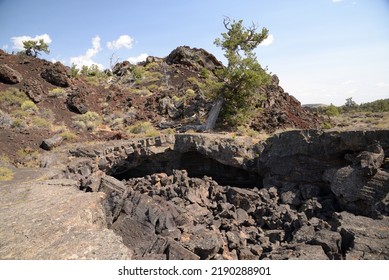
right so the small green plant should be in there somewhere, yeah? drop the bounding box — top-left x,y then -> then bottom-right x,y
31,116 -> 51,128
236,125 -> 259,138
48,87 -> 67,98
131,88 -> 152,96
126,121 -> 159,137
59,130 -> 77,141
185,88 -> 196,98
144,71 -> 163,82
11,109 -> 29,118
84,76 -> 100,86
132,66 -> 145,82
10,117 -> 25,128
16,147 -> 40,168
144,61 -> 159,71
162,128 -> 175,135
172,95 -> 183,103
200,68 -> 210,79
185,129 -> 197,134
70,63 -> 79,77
147,84 -> 159,92
0,154 -> 10,163
187,77 -> 202,87
322,122 -> 332,129
73,111 -> 102,131
0,166 -> 13,181
21,100 -> 38,112
0,88 -> 29,106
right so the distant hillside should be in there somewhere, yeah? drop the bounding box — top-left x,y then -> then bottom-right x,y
302,104 -> 328,109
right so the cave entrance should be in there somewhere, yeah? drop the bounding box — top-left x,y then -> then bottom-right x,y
111,150 -> 262,188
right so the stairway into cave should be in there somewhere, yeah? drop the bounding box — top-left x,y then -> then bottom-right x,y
110,150 -> 262,188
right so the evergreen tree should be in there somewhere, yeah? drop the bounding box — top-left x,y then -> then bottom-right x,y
214,17 -> 271,127
22,39 -> 50,57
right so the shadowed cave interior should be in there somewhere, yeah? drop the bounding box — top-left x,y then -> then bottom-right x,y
110,150 -> 262,188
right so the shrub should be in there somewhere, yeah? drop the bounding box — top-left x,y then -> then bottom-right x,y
11,118 -> 25,128
70,63 -> 79,77
162,128 -> 175,135
147,84 -> 159,92
73,111 -> 102,131
236,125 -> 259,138
132,66 -> 145,82
31,116 -> 51,128
200,68 -> 210,79
0,167 -> 13,181
187,77 -> 202,87
0,154 -> 10,163
325,104 -> 339,120
59,130 -> 76,141
16,147 -> 40,168
126,121 -> 159,137
11,109 -> 29,118
48,87 -> 67,98
84,76 -> 100,86
0,88 -> 29,106
144,62 -> 159,71
144,71 -> 163,82
185,88 -> 196,98
21,100 -> 38,112
322,122 -> 332,129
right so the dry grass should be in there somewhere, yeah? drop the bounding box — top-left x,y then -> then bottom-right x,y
329,112 -> 389,130
126,121 -> 159,137
0,166 -> 13,181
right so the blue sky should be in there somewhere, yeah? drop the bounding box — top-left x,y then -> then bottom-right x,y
1,0 -> 388,105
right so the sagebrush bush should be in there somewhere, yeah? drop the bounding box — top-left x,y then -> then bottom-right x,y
73,111 -> 102,131
48,88 -> 67,98
21,100 -> 38,112
126,121 -> 159,137
59,130 -> 76,141
31,116 -> 51,128
0,167 -> 13,181
0,88 -> 29,106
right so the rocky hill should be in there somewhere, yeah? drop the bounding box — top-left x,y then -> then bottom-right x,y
0,46 -> 321,164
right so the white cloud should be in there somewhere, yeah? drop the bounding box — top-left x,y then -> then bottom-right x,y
332,0 -> 342,2
2,44 -> 9,50
107,35 -> 134,50
376,82 -> 389,88
11,34 -> 52,50
127,53 -> 148,64
260,34 -> 274,46
342,80 -> 355,85
51,58 -> 66,64
70,35 -> 103,69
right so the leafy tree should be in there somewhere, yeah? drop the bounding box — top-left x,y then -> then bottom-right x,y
70,63 -> 79,77
22,39 -> 50,57
359,99 -> 389,112
80,65 -> 89,76
214,17 -> 271,127
325,103 -> 339,120
345,97 -> 357,107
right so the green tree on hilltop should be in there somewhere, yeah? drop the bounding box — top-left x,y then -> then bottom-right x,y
214,17 -> 271,127
22,39 -> 50,57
